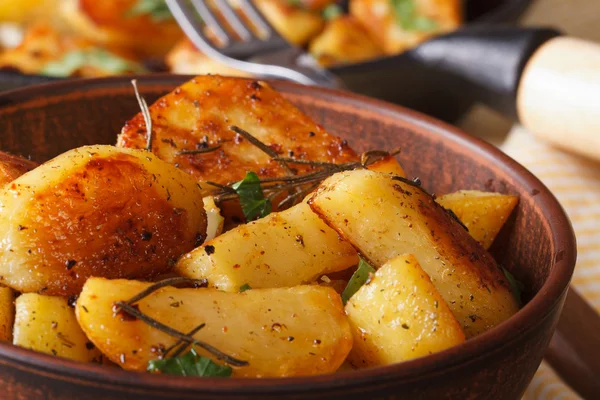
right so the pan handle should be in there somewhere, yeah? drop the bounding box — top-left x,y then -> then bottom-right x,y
409,26 -> 600,161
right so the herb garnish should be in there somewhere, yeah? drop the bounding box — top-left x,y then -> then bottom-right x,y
341,258 -> 376,304
322,4 -> 343,20
148,347 -> 232,377
41,48 -> 146,78
391,0 -> 438,31
502,267 -> 524,307
232,172 -> 273,221
239,283 -> 252,292
127,0 -> 173,22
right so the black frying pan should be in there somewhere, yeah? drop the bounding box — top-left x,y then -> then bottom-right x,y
0,0 -> 535,122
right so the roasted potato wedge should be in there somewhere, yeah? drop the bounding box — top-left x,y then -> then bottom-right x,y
0,151 -> 37,187
13,294 -> 102,362
176,201 -> 358,291
117,76 -> 358,188
254,0 -> 324,46
309,16 -> 384,67
0,145 -> 207,296
0,23 -> 144,77
0,286 -> 14,341
77,278 -> 352,377
350,0 -> 461,54
437,190 -> 519,250
165,39 -> 249,77
346,254 -> 465,367
203,196 -> 225,242
308,170 -> 519,337
60,0 -> 183,57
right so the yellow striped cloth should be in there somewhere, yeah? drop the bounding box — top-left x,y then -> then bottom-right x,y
501,125 -> 600,400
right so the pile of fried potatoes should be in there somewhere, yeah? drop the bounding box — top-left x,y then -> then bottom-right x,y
0,0 -> 461,77
0,76 -> 520,377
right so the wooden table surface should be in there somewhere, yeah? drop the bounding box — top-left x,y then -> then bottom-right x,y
457,0 -> 600,146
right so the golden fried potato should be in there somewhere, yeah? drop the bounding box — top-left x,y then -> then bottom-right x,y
13,294 -> 102,362
165,39 -> 250,77
346,254 -> 465,367
203,196 -> 224,241
77,278 -> 353,377
254,0 -> 324,45
117,76 -> 358,188
309,16 -> 384,67
350,0 -> 461,54
0,145 -> 207,296
0,151 -> 37,187
0,23 -> 144,77
308,170 -> 519,338
60,0 -> 183,57
176,201 -> 358,291
437,190 -> 519,250
0,286 -> 14,341
0,0 -> 56,22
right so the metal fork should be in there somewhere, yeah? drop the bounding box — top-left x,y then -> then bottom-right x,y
165,0 -> 342,88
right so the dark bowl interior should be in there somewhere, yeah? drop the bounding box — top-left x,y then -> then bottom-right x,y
0,75 -> 575,400
0,0 -> 533,122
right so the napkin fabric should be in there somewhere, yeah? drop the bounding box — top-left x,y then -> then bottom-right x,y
501,125 -> 600,400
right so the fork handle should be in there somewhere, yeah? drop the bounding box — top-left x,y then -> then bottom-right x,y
410,26 -> 600,161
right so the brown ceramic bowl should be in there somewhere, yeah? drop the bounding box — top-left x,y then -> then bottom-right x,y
0,75 -> 575,400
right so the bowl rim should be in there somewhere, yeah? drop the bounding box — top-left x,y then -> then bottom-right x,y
0,74 -> 576,396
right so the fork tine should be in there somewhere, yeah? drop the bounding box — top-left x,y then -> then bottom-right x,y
212,0 -> 252,41
235,0 -> 280,39
189,0 -> 232,46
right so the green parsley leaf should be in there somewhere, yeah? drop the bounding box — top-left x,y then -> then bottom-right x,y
127,0 -> 173,22
147,348 -> 232,377
322,4 -> 343,20
390,0 -> 438,31
502,267 -> 524,307
341,258 -> 376,305
239,283 -> 251,292
40,48 -> 147,78
232,171 -> 272,221
285,0 -> 303,8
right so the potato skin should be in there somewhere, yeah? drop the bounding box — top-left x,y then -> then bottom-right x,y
309,170 -> 519,338
13,294 -> 102,362
346,254 -> 465,367
117,76 -> 358,189
0,286 -> 14,341
437,190 -> 519,249
176,201 -> 358,292
76,278 -> 353,377
0,151 -> 37,188
0,145 -> 207,296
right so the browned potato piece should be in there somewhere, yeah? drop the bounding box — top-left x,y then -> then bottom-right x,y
165,39 -> 250,77
308,170 -> 519,338
13,294 -> 102,362
437,190 -> 519,250
0,145 -> 207,296
0,151 -> 37,187
60,0 -> 183,57
176,201 -> 358,291
350,0 -> 461,54
117,76 -> 358,188
346,254 -> 465,367
365,155 -> 405,176
0,286 -> 14,341
0,23 -> 144,77
254,0 -> 324,46
309,16 -> 384,67
77,278 -> 353,377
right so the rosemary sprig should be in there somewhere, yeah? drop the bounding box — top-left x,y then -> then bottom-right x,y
113,278 -> 248,367
230,126 -> 295,176
131,79 -> 153,152
177,145 -> 222,156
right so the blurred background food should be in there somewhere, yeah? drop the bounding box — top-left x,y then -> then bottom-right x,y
0,0 -> 462,78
